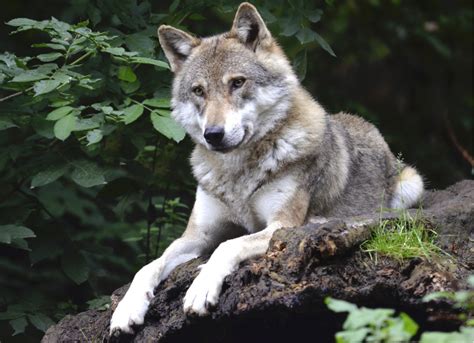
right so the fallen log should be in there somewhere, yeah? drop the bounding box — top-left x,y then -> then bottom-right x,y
42,180 -> 474,342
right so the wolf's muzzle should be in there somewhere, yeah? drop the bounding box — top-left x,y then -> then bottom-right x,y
204,126 -> 225,146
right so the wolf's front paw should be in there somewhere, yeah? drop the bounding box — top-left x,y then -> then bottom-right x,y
183,263 -> 227,316
109,290 -> 152,336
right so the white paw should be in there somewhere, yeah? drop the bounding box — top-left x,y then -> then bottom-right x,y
183,263 -> 228,316
109,289 -> 153,336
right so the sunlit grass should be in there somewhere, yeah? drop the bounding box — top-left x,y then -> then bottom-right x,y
361,210 -> 445,262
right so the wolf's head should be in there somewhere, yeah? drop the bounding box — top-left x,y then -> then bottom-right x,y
158,2 -> 298,152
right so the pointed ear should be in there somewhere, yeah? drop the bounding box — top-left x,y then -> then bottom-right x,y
158,25 -> 200,72
231,2 -> 272,51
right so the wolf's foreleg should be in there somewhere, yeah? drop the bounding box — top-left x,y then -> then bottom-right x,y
110,187 -> 232,335
110,237 -> 204,335
183,185 -> 310,315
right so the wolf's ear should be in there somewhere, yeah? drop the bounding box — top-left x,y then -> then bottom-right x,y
231,2 -> 272,51
158,25 -> 200,72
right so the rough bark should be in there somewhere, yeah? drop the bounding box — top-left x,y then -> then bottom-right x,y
42,180 -> 474,343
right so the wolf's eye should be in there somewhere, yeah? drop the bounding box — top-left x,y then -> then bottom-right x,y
192,86 -> 204,97
231,78 -> 246,89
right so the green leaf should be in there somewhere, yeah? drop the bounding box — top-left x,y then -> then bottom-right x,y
306,9 -> 323,23
169,0 -> 180,12
400,312 -> 419,336
100,106 -> 113,114
120,79 -> 141,94
61,249 -> 89,284
0,118 -> 18,130
0,310 -> 23,321
280,19 -> 300,37
469,275 -> 474,287
293,49 -> 307,81
74,116 -> 102,131
325,297 -> 358,313
117,66 -> 137,82
188,13 -> 206,21
9,317 -> 27,336
70,159 -> 105,187
11,70 -> 48,82
131,56 -> 169,69
12,238 -> 30,251
420,328 -> 474,343
143,98 -> 170,108
125,32 -> 156,57
32,117 -> 55,138
31,163 -> 68,188
37,52 -> 63,62
314,32 -> 337,57
86,295 -> 111,311
32,43 -> 66,51
335,328 -> 369,343
86,129 -> 103,146
103,47 -> 125,56
0,225 -> 35,245
46,106 -> 74,121
33,79 -> 62,96
150,111 -> 186,143
123,104 -> 144,124
423,291 -> 455,302
296,27 -> 317,44
53,113 -> 76,140
6,18 -> 38,27
27,313 -> 54,333
344,308 -> 394,330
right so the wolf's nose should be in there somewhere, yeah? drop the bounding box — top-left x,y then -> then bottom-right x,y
204,126 -> 225,146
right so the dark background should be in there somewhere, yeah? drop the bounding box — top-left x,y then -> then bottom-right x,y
0,0 -> 471,341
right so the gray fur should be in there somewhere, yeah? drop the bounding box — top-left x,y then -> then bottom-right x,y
110,3 -> 423,335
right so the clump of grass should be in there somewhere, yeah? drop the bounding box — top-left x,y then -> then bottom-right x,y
361,211 -> 444,262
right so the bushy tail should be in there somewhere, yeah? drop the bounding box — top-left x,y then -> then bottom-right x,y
390,166 -> 424,209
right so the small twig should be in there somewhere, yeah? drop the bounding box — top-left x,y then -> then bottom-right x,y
69,50 -> 94,66
145,137 -> 160,263
145,196 -> 153,264
17,188 -> 57,221
130,98 -> 154,113
0,86 -> 34,103
154,185 -> 170,259
443,113 -> 474,169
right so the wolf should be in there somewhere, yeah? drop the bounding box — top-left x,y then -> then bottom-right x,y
110,2 -> 424,335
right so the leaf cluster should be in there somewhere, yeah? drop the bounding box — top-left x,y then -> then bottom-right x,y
0,1 -> 334,340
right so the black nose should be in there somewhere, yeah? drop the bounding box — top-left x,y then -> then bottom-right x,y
204,126 -> 225,146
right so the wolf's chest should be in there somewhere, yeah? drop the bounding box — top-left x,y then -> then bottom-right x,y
195,162 -> 299,233
199,168 -> 267,231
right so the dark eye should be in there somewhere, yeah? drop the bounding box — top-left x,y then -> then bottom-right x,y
192,86 -> 204,97
231,77 -> 246,89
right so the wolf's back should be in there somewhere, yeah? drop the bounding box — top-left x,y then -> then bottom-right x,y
313,112 -> 422,217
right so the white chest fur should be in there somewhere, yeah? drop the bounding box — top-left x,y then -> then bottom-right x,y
194,161 -> 298,233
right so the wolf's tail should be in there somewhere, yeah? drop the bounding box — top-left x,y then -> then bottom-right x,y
390,166 -> 424,209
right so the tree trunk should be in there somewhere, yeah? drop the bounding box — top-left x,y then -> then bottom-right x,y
42,180 -> 474,343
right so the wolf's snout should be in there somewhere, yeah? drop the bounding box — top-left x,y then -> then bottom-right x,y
204,126 -> 225,146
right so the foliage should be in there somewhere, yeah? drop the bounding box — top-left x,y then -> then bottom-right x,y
360,210 -> 444,262
0,0 -> 471,341
419,275 -> 474,342
0,1 -> 334,340
326,275 -> 474,343
325,297 -> 419,342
